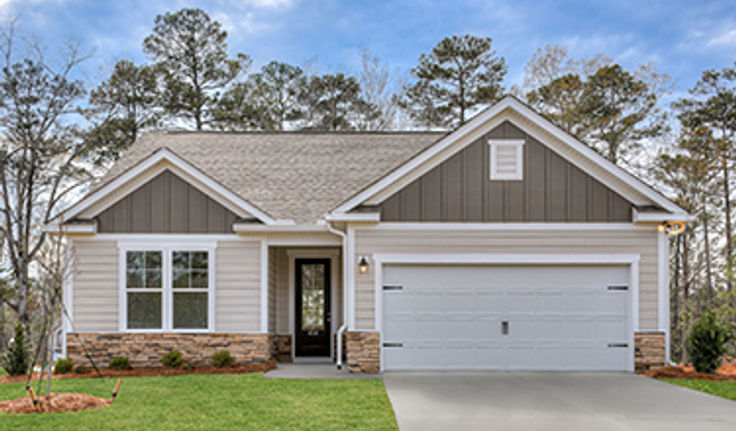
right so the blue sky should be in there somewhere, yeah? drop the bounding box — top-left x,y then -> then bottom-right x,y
4,0 -> 736,96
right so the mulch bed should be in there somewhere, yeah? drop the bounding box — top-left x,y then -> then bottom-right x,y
0,392 -> 115,414
0,360 -> 277,384
645,358 -> 736,382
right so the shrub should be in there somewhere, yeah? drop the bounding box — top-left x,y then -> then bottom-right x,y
687,311 -> 732,374
109,356 -> 131,370
53,358 -> 74,374
211,350 -> 234,368
161,350 -> 184,368
74,365 -> 90,374
1,323 -> 30,376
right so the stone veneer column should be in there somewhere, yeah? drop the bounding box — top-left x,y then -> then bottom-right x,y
634,331 -> 666,372
346,331 -> 380,373
273,334 -> 292,362
67,333 -> 273,367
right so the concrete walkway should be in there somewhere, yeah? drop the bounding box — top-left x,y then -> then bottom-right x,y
383,372 -> 736,431
262,363 -> 378,379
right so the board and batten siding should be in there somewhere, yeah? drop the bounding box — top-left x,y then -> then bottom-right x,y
71,239 -> 119,332
380,121 -> 632,223
353,228 -> 660,331
69,238 -> 263,333
96,170 -> 239,234
215,240 -> 261,332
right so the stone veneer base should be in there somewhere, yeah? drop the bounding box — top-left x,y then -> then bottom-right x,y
67,333 -> 272,368
634,331 -> 666,372
346,331 -> 379,374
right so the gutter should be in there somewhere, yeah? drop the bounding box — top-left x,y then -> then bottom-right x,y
325,221 -> 348,370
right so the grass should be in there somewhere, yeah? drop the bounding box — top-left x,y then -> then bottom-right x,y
0,373 -> 398,430
662,378 -> 736,402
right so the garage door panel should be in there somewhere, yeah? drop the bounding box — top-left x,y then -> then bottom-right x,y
382,264 -> 631,371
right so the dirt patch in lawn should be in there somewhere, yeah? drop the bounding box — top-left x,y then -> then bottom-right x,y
0,360 -> 276,384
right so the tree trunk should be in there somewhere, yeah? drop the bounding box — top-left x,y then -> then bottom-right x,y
704,216 -> 714,307
723,155 -> 733,292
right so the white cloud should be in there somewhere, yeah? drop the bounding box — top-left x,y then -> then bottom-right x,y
707,28 -> 736,47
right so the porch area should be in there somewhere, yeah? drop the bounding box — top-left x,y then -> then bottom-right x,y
266,246 -> 345,364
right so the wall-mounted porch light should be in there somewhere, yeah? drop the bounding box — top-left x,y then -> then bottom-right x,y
358,256 -> 369,274
658,221 -> 686,236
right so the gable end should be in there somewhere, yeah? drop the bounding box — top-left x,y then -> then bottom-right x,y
95,170 -> 240,233
380,121 -> 632,222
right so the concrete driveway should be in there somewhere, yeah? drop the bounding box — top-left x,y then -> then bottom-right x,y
383,372 -> 736,431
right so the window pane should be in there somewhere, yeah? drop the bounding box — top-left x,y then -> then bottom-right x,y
191,252 -> 208,269
172,251 -> 209,289
173,292 -> 208,329
301,263 -> 325,331
126,269 -> 143,289
127,292 -> 161,329
126,251 -> 161,289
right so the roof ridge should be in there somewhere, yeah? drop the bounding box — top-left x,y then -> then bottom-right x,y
159,130 -> 447,135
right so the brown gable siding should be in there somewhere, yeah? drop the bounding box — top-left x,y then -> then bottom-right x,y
96,170 -> 238,233
380,121 -> 632,222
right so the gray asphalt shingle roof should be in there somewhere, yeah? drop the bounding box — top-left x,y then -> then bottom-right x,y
94,131 -> 445,223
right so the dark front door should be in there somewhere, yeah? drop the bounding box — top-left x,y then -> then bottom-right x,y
295,258 -> 331,357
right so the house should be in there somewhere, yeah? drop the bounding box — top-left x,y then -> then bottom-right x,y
50,96 -> 689,373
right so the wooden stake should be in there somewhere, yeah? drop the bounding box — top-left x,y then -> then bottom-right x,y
110,379 -> 122,403
27,386 -> 41,413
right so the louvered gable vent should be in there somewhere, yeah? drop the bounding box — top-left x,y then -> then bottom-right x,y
489,139 -> 524,180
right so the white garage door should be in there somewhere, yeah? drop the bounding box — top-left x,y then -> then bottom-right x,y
382,265 -> 631,371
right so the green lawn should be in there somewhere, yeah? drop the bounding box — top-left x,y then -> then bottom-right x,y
662,378 -> 736,402
0,373 -> 398,430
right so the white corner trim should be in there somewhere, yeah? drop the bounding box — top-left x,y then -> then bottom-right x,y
55,148 -> 275,225
346,225 -> 356,330
372,252 -> 640,373
260,240 -> 269,333
324,212 -> 381,222
657,230 -> 671,363
489,139 -> 524,181
333,96 -> 687,216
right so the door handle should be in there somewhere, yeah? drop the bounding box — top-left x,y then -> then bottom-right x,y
501,320 -> 509,335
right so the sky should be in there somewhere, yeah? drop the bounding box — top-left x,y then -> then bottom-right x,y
3,0 -> 736,98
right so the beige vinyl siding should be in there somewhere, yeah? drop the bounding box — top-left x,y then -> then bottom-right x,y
354,228 -> 660,330
71,239 -> 119,332
215,240 -> 261,332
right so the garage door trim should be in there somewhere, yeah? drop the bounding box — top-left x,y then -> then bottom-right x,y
373,253 -> 641,372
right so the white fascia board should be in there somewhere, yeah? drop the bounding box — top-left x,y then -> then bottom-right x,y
324,212 -> 380,222
233,223 -> 329,233
53,148 -> 276,225
333,96 -> 687,217
44,221 -> 97,235
632,209 -> 693,222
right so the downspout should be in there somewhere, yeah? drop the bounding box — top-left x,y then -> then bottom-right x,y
326,221 -> 348,370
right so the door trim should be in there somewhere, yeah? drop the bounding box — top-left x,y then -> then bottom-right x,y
287,249 -> 340,360
373,253 -> 640,372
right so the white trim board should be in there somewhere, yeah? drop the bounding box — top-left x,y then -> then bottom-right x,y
372,252 -> 640,373
332,96 -> 688,218
54,148 -> 275,225
355,222 -> 655,231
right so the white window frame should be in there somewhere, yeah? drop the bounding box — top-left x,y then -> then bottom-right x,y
119,241 -> 216,333
489,139 -> 524,181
